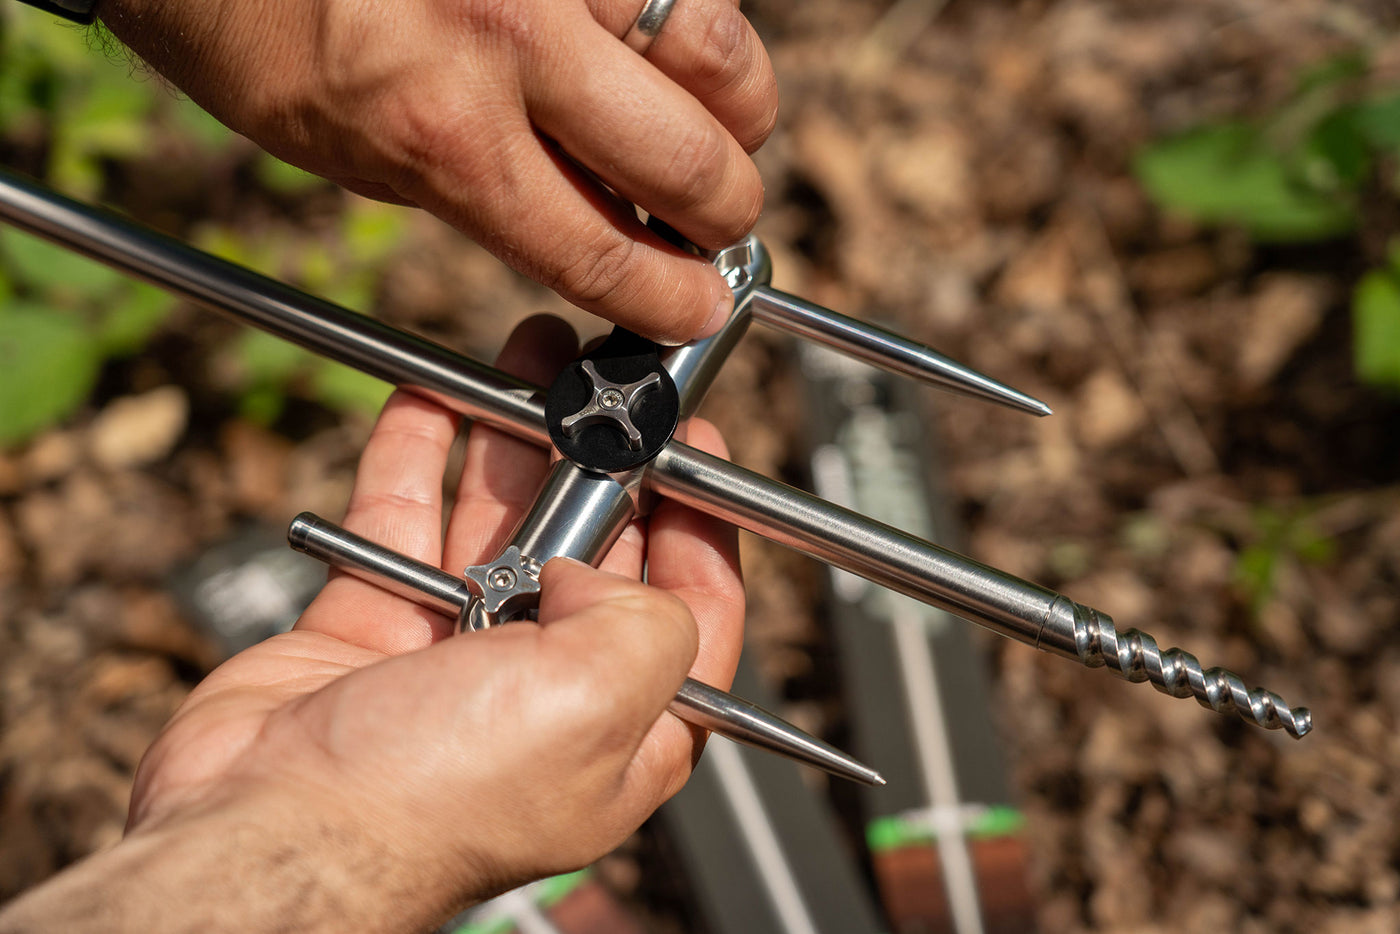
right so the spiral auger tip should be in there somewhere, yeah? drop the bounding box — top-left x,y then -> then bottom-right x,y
1070,602 -> 1312,739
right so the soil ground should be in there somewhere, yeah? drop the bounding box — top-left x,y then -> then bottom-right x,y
3,1 -> 1400,931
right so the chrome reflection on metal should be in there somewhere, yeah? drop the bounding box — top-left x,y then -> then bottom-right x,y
285,513 -> 885,785
748,286 -> 1052,417
623,0 -> 678,53
648,443 -> 1313,738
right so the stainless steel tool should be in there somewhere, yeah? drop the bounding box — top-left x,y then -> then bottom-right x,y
286,511 -> 884,784
0,169 -> 1312,782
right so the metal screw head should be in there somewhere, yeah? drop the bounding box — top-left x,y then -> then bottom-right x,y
599,388 -> 626,409
488,567 -> 517,591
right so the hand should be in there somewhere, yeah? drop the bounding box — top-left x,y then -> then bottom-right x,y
0,315 -> 744,932
98,0 -> 778,344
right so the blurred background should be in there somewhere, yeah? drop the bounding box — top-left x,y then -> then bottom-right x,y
2,0 -> 1399,931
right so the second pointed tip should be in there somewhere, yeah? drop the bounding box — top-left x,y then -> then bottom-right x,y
1025,398 -> 1054,418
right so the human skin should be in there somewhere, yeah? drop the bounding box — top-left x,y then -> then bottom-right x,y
96,0 -> 779,344
0,315 -> 746,931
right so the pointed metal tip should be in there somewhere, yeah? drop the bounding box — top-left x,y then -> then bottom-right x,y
749,287 -> 1052,418
871,772 -> 888,787
919,364 -> 1053,418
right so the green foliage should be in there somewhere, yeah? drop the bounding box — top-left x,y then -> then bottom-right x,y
0,227 -> 175,446
1136,123 -> 1357,241
1353,252 -> 1400,388
0,303 -> 102,446
199,200 -> 406,424
1135,53 -> 1400,392
0,6 -> 408,441
1233,505 -> 1335,613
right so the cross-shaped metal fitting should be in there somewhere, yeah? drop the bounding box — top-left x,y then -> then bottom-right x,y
462,544 -> 542,630
558,360 -> 661,451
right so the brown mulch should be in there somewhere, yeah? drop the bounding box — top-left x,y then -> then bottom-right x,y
4,1 -> 1400,932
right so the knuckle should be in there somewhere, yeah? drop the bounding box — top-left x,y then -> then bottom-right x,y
663,121 -> 731,214
461,0 -> 533,46
741,73 -> 780,152
689,12 -> 751,94
548,234 -> 638,308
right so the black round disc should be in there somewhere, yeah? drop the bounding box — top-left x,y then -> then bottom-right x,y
545,330 -> 680,473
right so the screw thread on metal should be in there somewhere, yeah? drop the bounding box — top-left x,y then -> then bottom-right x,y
1068,600 -> 1312,738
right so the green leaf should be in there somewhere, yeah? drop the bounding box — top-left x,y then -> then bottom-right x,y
0,226 -> 124,297
236,329 -> 310,385
1135,123 -> 1359,241
1233,543 -> 1278,611
254,154 -> 324,195
1297,106 -> 1372,192
0,305 -> 102,447
1352,93 -> 1400,150
1353,267 -> 1400,390
344,203 -> 406,265
238,385 -> 286,426
310,362 -> 392,418
98,282 -> 174,354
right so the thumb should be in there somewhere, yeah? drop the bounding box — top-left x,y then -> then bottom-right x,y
534,558 -> 699,723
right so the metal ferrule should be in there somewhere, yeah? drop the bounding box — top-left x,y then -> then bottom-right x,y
508,461 -> 639,566
659,238 -> 770,419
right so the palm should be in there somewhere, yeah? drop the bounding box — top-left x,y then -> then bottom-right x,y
123,317 -> 744,904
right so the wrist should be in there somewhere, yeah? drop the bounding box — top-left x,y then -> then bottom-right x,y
0,785 -> 460,934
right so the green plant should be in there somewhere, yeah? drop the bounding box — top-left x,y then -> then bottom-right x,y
1135,53 -> 1400,392
0,6 -> 406,442
0,226 -> 175,446
1232,504 -> 1335,614
195,199 -> 407,425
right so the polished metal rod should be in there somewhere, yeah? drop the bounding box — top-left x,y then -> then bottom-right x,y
287,513 -> 886,784
0,168 -> 549,445
648,444 -> 1312,738
288,511 -> 471,617
750,285 -> 1052,417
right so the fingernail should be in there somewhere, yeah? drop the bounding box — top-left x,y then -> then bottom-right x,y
549,556 -> 592,569
695,290 -> 734,341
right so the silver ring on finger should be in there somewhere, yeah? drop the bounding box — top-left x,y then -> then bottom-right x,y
623,0 -> 678,55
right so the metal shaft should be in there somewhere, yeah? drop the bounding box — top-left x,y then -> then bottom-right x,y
288,513 -> 885,785
749,286 -> 1052,417
648,445 -> 1312,738
0,169 -> 1310,737
0,168 -> 550,446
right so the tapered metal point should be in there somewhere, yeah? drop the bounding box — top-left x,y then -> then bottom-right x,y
750,286 -> 1052,417
675,680 -> 886,786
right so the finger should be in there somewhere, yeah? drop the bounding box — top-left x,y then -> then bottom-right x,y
407,113 -> 733,344
523,16 -> 765,250
623,419 -> 744,801
534,558 -> 699,736
644,419 -> 744,690
591,0 -> 778,153
443,314 -> 579,574
295,391 -> 459,652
